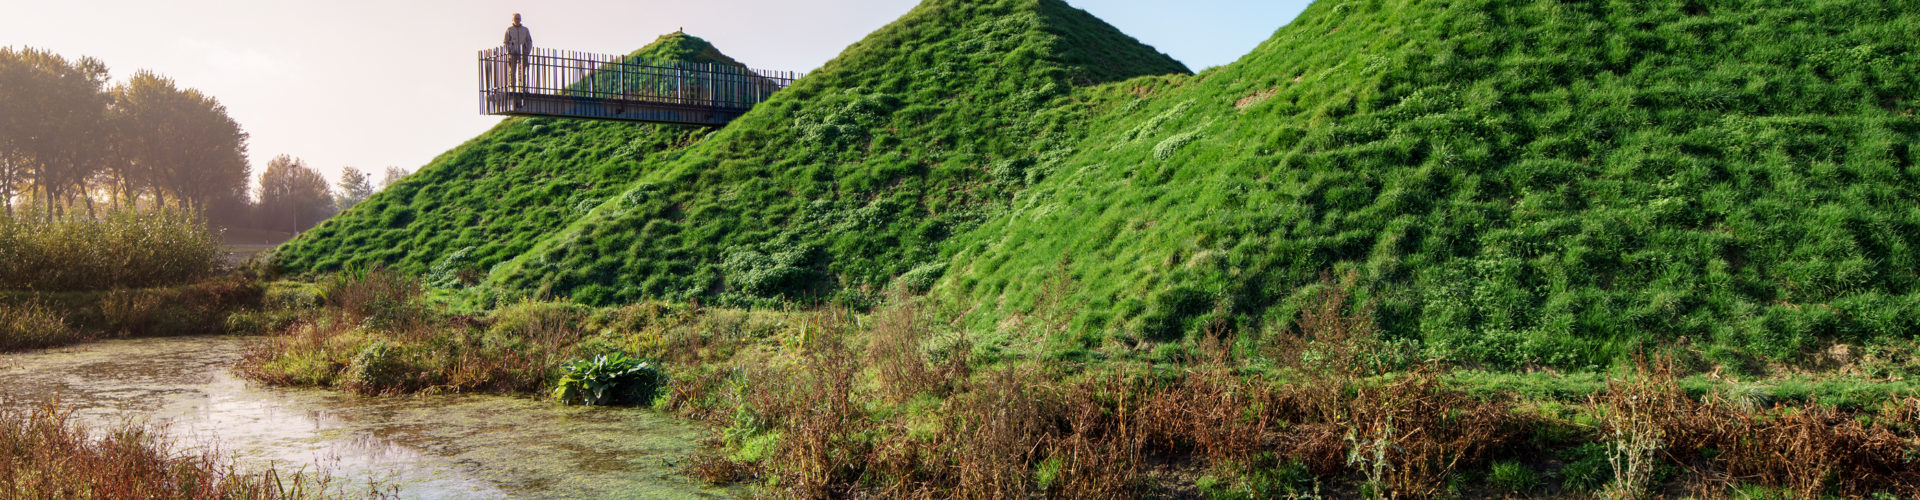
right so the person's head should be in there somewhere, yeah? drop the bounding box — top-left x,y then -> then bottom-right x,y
513,13 -> 522,25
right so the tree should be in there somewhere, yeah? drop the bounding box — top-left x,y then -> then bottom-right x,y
105,71 -> 251,218
0,47 -> 113,217
0,48 -> 250,224
257,155 -> 334,233
380,166 -> 410,190
335,166 -> 373,211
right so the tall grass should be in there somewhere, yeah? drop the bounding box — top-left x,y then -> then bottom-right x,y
0,209 -> 222,291
0,275 -> 264,353
0,400 -> 339,499
0,301 -> 72,351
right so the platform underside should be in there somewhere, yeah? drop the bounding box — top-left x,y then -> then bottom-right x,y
485,92 -> 750,127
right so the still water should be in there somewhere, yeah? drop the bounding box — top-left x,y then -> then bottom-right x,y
0,336 -> 737,499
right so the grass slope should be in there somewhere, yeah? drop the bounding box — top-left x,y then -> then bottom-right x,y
482,0 -> 1187,305
271,34 -> 740,281
941,0 -> 1920,367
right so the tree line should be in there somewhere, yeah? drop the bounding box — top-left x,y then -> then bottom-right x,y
0,46 -> 407,236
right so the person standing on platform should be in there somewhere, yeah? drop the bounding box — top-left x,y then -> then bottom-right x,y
504,13 -> 533,93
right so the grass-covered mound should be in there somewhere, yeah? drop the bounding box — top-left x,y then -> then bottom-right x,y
482,0 -> 1187,305
270,34 -> 738,280
942,0 -> 1920,367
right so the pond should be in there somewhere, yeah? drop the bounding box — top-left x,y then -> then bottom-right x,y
0,336 -> 737,499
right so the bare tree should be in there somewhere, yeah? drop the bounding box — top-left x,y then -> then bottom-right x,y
380,166 -> 410,190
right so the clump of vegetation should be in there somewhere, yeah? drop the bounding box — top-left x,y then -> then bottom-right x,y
1485,460 -> 1538,494
240,274 -> 598,396
0,400 -> 338,499
0,275 -> 264,353
239,265 -> 1920,497
0,209 -> 222,291
553,352 -> 662,406
0,301 -> 70,351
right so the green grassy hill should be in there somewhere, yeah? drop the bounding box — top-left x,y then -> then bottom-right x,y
479,0 -> 1187,305
271,34 -> 738,282
280,0 -> 1920,369
942,0 -> 1920,367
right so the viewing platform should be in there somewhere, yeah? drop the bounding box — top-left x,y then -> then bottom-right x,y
479,46 -> 799,126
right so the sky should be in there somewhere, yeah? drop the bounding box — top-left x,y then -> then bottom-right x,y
2,1 -> 1311,190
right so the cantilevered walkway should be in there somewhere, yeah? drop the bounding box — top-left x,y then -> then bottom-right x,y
479,46 -> 799,126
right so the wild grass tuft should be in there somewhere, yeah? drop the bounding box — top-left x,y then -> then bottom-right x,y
0,209 -> 222,291
0,399 -> 346,498
0,302 -> 71,351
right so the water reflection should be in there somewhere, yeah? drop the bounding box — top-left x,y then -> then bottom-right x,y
0,336 -> 735,499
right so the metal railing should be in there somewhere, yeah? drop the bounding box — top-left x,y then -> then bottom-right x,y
479,46 -> 800,125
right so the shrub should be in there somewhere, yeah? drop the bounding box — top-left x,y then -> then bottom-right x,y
552,352 -> 663,406
893,262 -> 946,294
0,209 -> 222,291
341,339 -> 410,395
322,267 -> 427,332
487,299 -> 591,350
0,301 -> 72,351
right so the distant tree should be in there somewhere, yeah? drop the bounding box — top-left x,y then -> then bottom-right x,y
0,47 -> 113,217
107,70 -> 177,209
0,48 -> 250,223
335,166 -> 373,211
380,166 -> 410,190
102,70 -> 252,219
257,155 -> 334,233
0,51 -> 24,214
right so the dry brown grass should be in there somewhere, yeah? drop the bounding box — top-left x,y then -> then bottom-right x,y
0,400 -> 344,499
1599,357 -> 1920,499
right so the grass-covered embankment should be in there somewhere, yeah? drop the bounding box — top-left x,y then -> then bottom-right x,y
277,0 -> 1188,308
269,34 -> 730,279
941,0 -> 1920,368
275,0 -> 1920,375
250,0 -> 1920,497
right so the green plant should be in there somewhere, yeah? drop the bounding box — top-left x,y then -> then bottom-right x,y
1345,417 -> 1397,500
1557,443 -> 1611,492
1487,459 -> 1538,493
341,339 -> 409,395
553,352 -> 662,406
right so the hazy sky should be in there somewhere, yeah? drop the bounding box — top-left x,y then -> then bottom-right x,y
3,1 -> 1310,188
